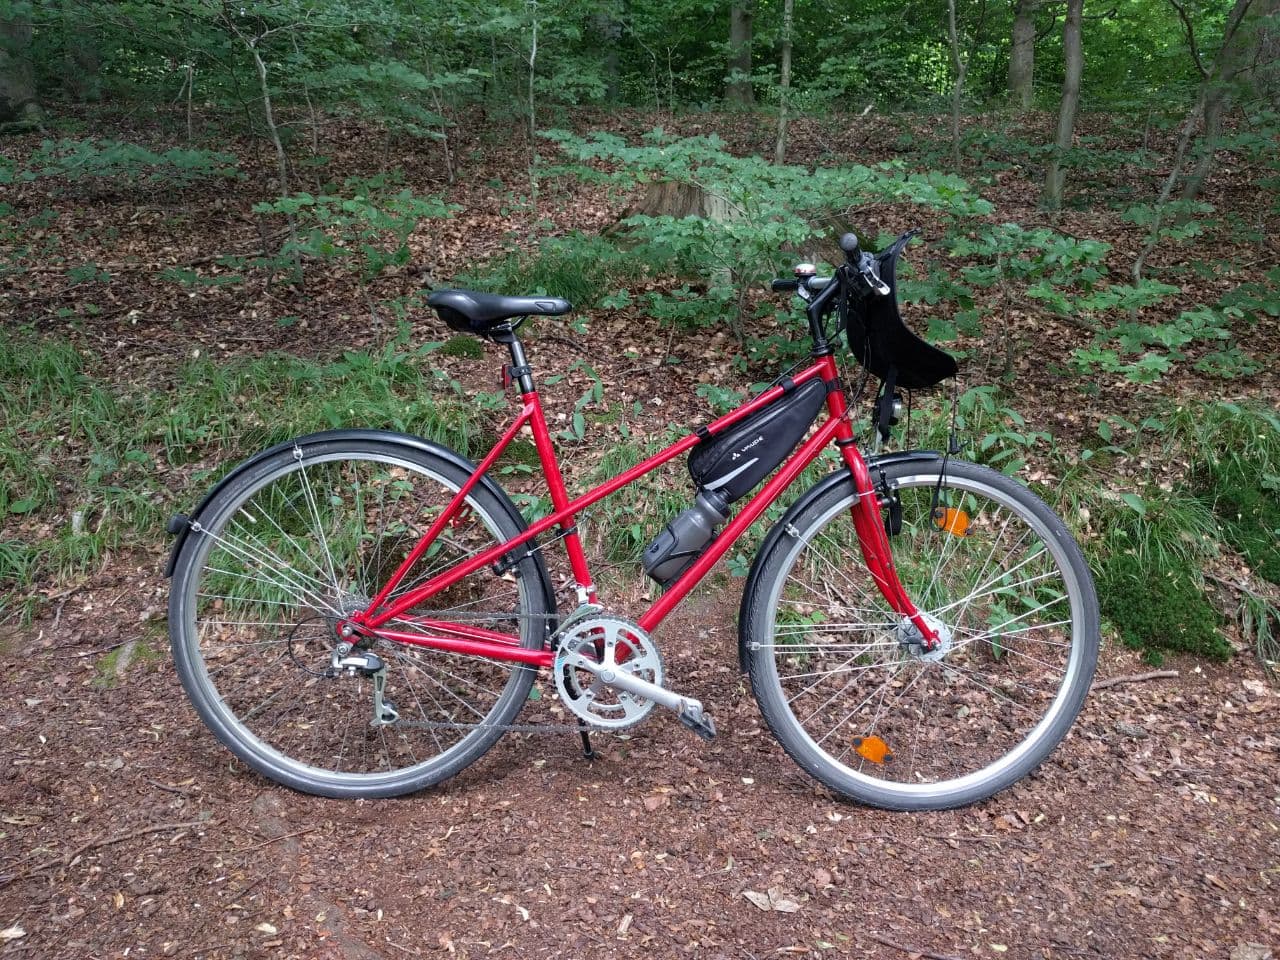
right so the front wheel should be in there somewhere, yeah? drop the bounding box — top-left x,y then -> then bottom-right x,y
742,459 -> 1099,810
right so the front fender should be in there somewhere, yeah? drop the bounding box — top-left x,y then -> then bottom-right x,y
735,450 -> 944,672
163,430 -> 557,629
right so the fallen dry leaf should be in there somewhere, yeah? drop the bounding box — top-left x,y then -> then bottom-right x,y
743,887 -> 803,913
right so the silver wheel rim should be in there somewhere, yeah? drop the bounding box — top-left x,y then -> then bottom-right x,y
175,448 -> 534,788
759,470 -> 1090,803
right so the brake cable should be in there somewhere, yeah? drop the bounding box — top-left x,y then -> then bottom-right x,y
931,374 -> 963,521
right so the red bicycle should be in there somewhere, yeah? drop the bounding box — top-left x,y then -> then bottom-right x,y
165,232 -> 1099,810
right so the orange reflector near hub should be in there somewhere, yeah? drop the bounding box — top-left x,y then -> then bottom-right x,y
933,507 -> 970,537
852,735 -> 892,764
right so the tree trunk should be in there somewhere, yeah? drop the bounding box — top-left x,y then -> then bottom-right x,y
594,12 -> 622,103
1008,0 -> 1037,110
774,0 -> 794,164
1179,84 -> 1230,202
1182,0 -> 1276,201
527,0 -> 539,203
62,0 -> 100,103
0,3 -> 43,127
947,0 -> 968,172
1042,0 -> 1083,209
1134,0 -> 1256,280
1258,0 -> 1280,106
727,2 -> 754,105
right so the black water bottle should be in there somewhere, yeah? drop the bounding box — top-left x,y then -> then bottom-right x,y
641,488 -> 730,585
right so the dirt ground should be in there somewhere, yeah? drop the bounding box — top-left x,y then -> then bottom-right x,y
2,111 -> 1278,959
2,575 -> 1278,960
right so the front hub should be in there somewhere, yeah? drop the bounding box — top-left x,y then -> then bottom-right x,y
896,613 -> 952,662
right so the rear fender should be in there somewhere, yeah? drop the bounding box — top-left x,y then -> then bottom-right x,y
164,429 -> 557,631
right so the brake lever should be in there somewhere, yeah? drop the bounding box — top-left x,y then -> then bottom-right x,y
859,254 -> 891,297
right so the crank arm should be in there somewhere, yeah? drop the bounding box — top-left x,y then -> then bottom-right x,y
562,652 -> 717,740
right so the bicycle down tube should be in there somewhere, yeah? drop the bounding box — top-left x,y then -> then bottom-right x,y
349,353 -> 939,661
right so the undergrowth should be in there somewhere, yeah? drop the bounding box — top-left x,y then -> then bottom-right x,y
3,328 -> 1277,674
0,329 -> 487,622
454,233 -> 658,310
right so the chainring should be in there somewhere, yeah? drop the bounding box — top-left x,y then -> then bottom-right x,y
553,615 -> 664,730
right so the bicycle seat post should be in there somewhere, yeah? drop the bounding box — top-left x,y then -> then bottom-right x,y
493,322 -> 534,394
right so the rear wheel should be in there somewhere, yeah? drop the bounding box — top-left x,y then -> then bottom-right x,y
168,438 -> 549,798
743,459 -> 1098,810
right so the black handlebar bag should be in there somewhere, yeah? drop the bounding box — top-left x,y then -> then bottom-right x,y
845,232 -> 958,390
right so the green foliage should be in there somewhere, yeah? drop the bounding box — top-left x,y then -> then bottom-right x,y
1174,403 -> 1280,584
254,175 -> 455,282
1098,551 -> 1229,664
0,139 -> 240,188
458,233 -> 653,308
585,430 -> 689,568
646,286 -> 736,331
303,60 -> 459,138
1219,266 -> 1280,323
892,386 -> 1052,478
543,129 -> 990,334
440,336 -> 485,360
1072,305 -> 1242,384
0,331 -> 485,621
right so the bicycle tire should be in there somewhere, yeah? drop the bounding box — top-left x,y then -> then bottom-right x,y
742,459 -> 1098,810
168,437 -> 548,798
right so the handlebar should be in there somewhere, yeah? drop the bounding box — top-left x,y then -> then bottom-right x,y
771,232 -> 888,300
770,275 -> 834,294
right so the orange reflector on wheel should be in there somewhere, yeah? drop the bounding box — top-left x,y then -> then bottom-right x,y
853,735 -> 893,764
933,507 -> 970,537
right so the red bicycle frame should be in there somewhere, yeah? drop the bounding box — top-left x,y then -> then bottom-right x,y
350,354 -> 938,665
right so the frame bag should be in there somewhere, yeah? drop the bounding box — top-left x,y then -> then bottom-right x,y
688,379 -> 827,503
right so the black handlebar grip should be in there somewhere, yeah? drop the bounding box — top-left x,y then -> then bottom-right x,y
839,233 -> 861,260
771,278 -> 800,292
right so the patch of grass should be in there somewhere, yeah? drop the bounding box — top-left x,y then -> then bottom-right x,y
586,435 -> 690,565
440,336 -> 485,360
499,438 -> 541,468
0,332 -> 491,622
1168,402 -> 1280,584
94,637 -> 165,688
1098,551 -> 1229,664
456,233 -> 655,308
589,404 -> 624,426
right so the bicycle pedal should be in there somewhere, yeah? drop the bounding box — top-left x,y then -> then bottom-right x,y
678,708 -> 717,741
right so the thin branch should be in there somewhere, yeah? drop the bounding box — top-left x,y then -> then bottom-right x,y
867,933 -> 965,960
0,820 -> 211,887
223,827 -> 317,854
1167,0 -> 1209,79
1093,670 -> 1180,690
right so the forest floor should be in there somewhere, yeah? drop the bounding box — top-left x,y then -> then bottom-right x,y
1,109 -> 1278,960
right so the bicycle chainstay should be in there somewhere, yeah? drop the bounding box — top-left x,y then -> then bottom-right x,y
371,608 -> 596,736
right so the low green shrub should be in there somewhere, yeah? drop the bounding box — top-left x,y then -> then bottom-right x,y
457,233 -> 654,309
1098,551 -> 1229,664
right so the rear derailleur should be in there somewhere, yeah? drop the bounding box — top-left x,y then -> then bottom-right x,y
329,641 -> 399,728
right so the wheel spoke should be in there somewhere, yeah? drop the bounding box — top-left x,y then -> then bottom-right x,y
173,446 -> 542,793
747,462 -> 1097,809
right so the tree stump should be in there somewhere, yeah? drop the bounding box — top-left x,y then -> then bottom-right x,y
606,179 -> 737,234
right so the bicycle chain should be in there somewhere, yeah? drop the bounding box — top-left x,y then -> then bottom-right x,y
373,606 -> 613,734
385,718 -> 596,734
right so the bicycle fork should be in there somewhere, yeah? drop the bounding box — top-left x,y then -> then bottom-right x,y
829,401 -> 941,652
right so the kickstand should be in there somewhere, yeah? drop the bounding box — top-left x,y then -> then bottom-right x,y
578,727 -> 596,760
